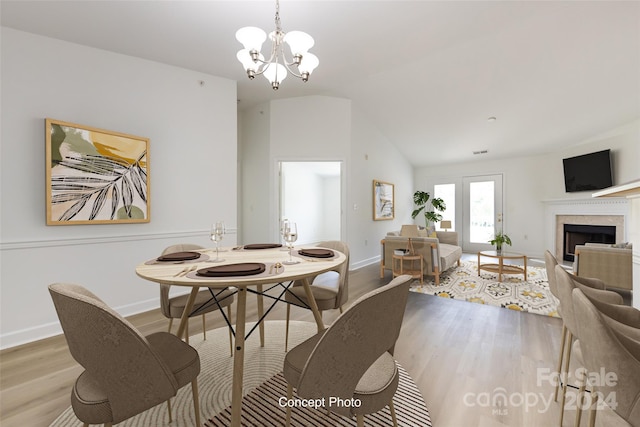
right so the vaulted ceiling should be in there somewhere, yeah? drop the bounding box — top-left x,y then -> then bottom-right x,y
2,1 -> 639,166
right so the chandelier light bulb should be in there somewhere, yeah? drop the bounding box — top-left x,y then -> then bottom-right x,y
235,27 -> 267,52
297,52 -> 319,78
236,50 -> 264,78
263,63 -> 288,90
283,31 -> 314,56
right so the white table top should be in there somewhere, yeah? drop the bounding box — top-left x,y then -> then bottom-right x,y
135,246 -> 347,288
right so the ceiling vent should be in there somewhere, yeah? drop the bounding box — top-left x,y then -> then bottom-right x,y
473,150 -> 489,155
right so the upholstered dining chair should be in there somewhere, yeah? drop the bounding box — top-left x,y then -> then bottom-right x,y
572,288 -> 640,427
160,243 -> 235,352
544,251 -> 607,403
284,240 -> 350,351
48,283 -> 201,427
554,265 -> 623,427
571,288 -> 640,427
282,274 -> 412,427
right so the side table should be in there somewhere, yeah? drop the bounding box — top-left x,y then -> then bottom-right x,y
392,253 -> 423,283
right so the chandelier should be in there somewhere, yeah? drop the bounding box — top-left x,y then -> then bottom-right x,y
235,0 -> 319,90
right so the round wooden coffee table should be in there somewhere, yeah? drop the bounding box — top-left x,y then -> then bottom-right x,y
477,250 -> 527,282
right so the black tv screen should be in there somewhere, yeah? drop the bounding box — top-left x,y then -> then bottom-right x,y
563,149 -> 613,192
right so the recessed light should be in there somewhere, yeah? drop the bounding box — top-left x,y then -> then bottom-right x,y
487,116 -> 497,122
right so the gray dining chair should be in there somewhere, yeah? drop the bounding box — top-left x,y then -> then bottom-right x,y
572,288 -> 640,427
554,265 -> 623,427
160,243 -> 235,353
282,274 -> 412,427
49,283 -> 201,427
544,250 -> 607,404
284,240 -> 350,351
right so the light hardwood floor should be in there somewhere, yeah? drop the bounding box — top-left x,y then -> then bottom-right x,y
2,258 -> 595,427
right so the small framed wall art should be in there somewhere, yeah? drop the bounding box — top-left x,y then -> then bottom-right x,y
373,179 -> 394,220
45,118 -> 150,225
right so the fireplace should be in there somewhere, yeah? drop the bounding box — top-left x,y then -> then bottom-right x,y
563,224 -> 616,262
545,198 -> 629,264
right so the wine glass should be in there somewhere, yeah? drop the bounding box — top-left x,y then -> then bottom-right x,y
209,221 -> 226,263
280,218 -> 290,250
283,222 -> 300,265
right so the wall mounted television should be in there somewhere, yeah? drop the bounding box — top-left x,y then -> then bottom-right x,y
563,149 -> 613,193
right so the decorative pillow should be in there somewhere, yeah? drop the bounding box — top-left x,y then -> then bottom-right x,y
429,231 -> 438,238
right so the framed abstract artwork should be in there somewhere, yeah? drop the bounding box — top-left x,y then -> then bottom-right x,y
373,179 -> 394,220
45,118 -> 150,225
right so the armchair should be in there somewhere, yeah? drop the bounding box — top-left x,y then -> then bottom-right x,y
574,243 -> 633,290
380,227 -> 462,285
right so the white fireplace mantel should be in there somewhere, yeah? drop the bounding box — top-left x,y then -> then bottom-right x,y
544,198 -> 631,259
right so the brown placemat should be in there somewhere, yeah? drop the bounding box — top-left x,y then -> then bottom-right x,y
157,251 -> 201,261
243,243 -> 283,250
196,262 -> 266,277
298,248 -> 335,258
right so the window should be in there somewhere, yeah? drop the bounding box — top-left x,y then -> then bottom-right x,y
434,183 -> 455,231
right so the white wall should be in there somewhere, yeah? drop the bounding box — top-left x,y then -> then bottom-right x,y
0,28 -> 238,348
349,108 -> 415,268
240,96 -> 351,244
238,103 -> 271,244
239,97 -> 414,270
414,120 -> 639,258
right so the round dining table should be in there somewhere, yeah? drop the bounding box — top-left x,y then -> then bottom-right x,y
135,245 -> 347,427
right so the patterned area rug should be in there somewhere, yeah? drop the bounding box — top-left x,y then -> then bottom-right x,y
411,260 -> 560,317
49,320 -> 431,427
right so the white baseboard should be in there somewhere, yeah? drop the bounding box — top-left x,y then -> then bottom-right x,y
351,255 -> 380,271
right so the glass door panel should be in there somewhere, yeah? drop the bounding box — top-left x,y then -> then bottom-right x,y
462,175 -> 503,253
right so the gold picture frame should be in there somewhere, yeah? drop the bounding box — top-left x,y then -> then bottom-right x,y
45,118 -> 150,225
373,179 -> 394,220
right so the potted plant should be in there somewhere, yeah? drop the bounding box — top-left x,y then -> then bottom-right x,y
489,230 -> 512,254
411,190 -> 446,228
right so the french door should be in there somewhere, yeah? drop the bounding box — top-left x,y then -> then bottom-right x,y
462,174 -> 503,253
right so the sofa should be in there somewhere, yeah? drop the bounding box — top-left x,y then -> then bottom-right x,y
573,243 -> 633,291
380,225 -> 462,285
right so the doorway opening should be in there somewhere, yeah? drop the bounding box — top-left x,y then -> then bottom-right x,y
279,161 -> 342,245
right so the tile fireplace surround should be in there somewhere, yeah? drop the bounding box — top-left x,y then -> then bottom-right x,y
544,198 -> 631,262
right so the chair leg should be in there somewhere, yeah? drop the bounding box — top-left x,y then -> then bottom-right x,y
575,367 -> 587,427
168,318 -> 173,333
227,305 -> 233,357
285,383 -> 293,426
191,378 -> 201,427
357,414 -> 365,427
185,318 -> 190,345
554,323 -> 567,402
285,303 -> 291,352
559,330 -> 573,427
166,398 -> 173,422
83,424 -> 89,427
588,391 -> 598,427
339,306 -> 343,314
202,314 -> 207,340
389,400 -> 398,427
